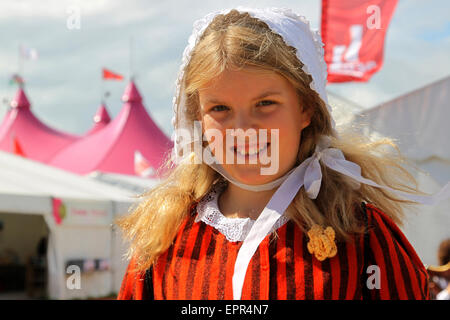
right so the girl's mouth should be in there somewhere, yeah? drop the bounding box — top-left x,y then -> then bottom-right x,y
230,142 -> 270,160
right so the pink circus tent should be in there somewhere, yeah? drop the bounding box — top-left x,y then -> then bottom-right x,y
49,81 -> 173,177
0,87 -> 79,162
85,103 -> 111,136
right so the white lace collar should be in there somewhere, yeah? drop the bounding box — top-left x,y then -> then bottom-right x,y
195,180 -> 290,242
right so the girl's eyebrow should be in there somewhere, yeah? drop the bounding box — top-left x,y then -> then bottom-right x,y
204,90 -> 282,105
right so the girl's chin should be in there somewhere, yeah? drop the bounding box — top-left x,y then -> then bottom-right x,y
225,166 -> 281,185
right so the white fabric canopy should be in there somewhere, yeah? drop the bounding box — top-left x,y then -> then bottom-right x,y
87,171 -> 160,195
355,76 -> 450,161
353,75 -> 450,265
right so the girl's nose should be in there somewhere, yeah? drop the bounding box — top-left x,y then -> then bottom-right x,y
230,113 -> 259,142
232,109 -> 255,131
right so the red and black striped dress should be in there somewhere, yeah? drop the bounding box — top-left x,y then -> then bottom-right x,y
117,202 -> 430,300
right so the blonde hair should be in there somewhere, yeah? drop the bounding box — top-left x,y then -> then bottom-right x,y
116,10 -> 429,272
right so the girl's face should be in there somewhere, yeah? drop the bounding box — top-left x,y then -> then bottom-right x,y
198,67 -> 312,185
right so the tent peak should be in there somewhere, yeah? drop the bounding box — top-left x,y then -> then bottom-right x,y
10,88 -> 31,109
93,103 -> 111,124
121,81 -> 142,103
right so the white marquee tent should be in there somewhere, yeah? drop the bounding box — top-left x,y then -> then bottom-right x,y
0,150 -> 141,299
87,171 -> 161,194
352,75 -> 450,266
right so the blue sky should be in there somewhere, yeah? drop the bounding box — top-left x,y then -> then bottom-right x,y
0,0 -> 449,137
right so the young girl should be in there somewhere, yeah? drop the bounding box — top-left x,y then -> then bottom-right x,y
116,7 -> 450,300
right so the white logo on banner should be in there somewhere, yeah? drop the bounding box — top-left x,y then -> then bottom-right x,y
329,24 -> 377,77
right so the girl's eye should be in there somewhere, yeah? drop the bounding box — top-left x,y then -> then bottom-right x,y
257,100 -> 276,107
210,105 -> 229,112
209,101 -> 276,112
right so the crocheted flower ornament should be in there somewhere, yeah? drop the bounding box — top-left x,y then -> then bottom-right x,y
306,224 -> 338,261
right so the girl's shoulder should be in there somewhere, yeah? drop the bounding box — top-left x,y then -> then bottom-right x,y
363,202 -> 424,268
362,202 -> 430,299
116,255 -> 148,300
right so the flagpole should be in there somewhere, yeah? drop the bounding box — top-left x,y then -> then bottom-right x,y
18,44 -> 23,85
100,67 -> 104,104
129,36 -> 134,81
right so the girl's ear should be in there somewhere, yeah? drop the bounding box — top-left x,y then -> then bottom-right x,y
300,106 -> 314,130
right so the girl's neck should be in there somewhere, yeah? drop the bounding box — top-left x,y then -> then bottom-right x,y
217,182 -> 277,220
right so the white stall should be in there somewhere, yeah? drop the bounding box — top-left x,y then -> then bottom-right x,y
0,151 -> 137,299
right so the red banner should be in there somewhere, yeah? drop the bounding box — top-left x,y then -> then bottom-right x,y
321,0 -> 398,83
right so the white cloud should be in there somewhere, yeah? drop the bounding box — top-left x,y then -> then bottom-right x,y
0,0 -> 118,19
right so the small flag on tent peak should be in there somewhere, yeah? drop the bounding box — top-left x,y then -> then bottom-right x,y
134,150 -> 155,177
9,74 -> 24,86
20,45 -> 39,60
103,68 -> 123,80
